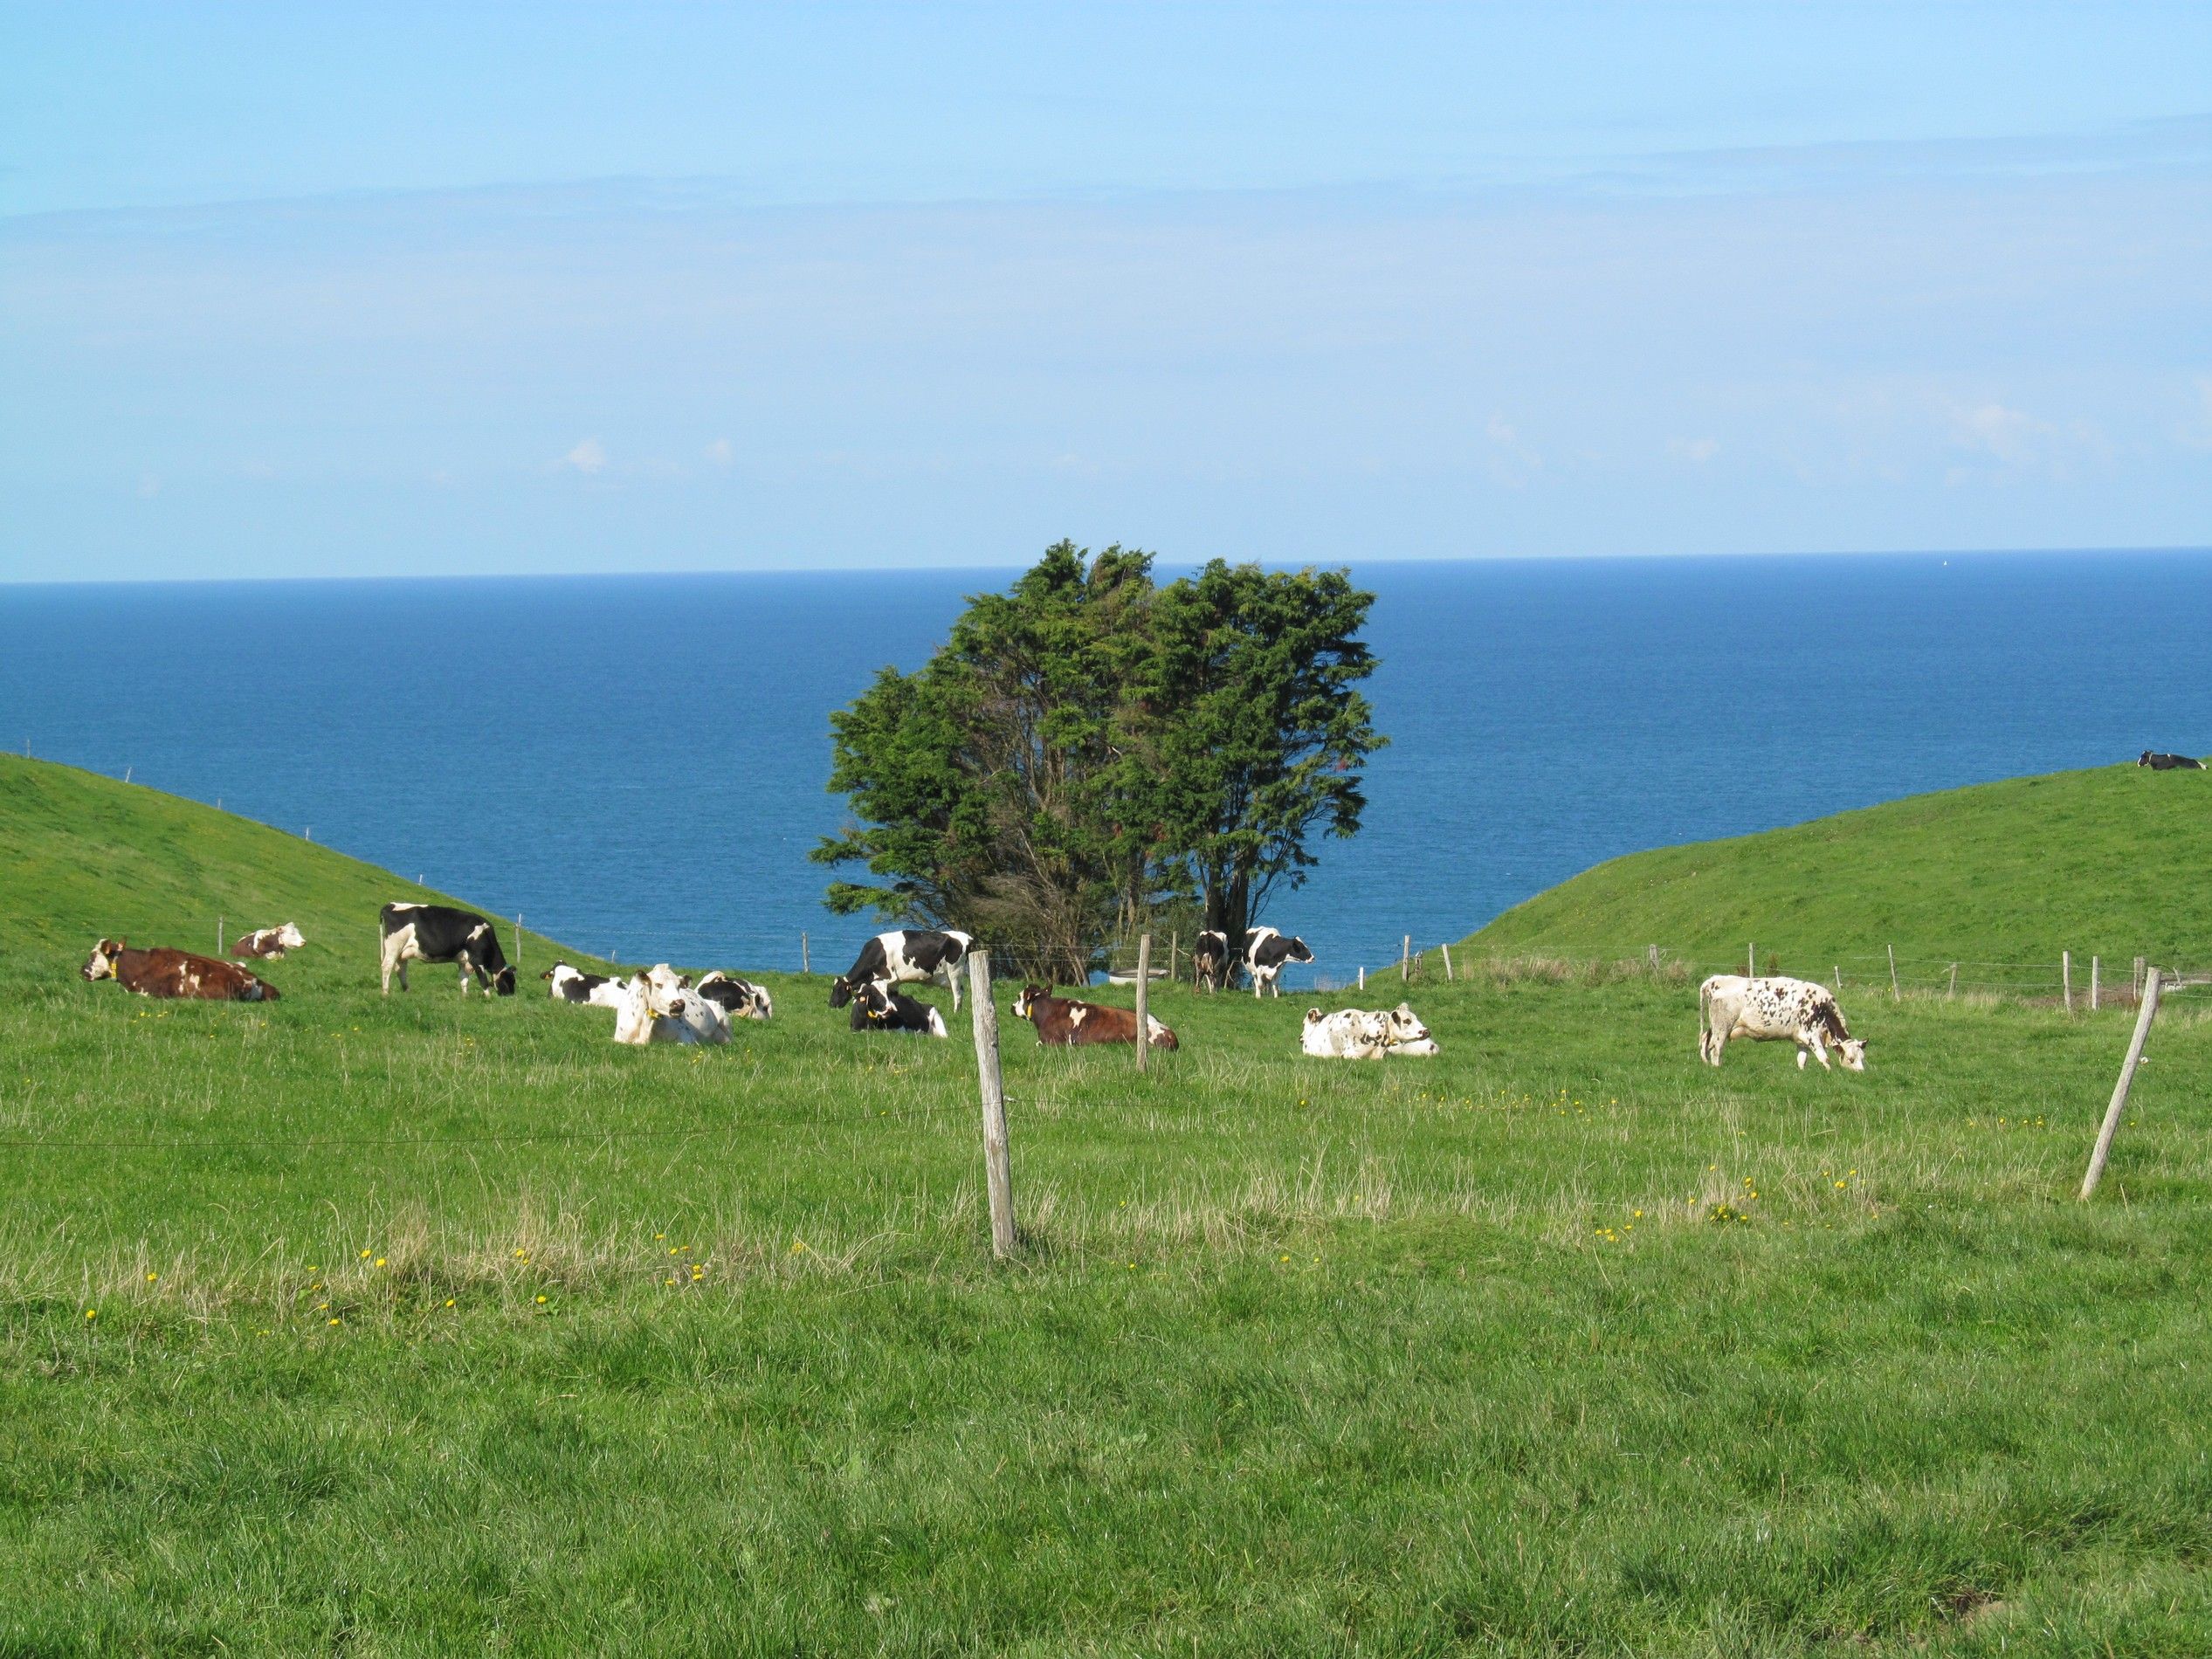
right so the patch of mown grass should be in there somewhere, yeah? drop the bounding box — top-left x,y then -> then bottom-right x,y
3,755 -> 2210,1650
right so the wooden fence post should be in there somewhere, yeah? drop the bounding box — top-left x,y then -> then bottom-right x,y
217,915 -> 224,956
2063,950 -> 2073,1015
1887,944 -> 1900,1002
2081,967 -> 2161,1201
1168,931 -> 1178,988
2091,955 -> 2101,1011
801,933 -> 810,975
1747,942 -> 1755,979
1443,943 -> 1455,981
1134,933 -> 1152,1074
968,951 -> 1016,1257
1833,965 -> 1841,990
1948,962 -> 1958,999
1358,965 -> 1365,991
515,914 -> 523,974
2133,956 -> 2146,1000
1401,935 -> 1411,983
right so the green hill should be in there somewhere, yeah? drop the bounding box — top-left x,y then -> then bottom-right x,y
1464,763 -> 2212,986
0,753 -> 589,982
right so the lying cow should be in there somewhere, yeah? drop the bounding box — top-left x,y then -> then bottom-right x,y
82,939 -> 279,1002
1699,974 -> 1866,1071
231,922 -> 306,960
1242,926 -> 1314,998
1192,929 -> 1231,994
542,962 -> 626,1008
612,971 -> 731,1046
1011,985 -> 1178,1050
379,903 -> 516,995
1301,1003 -> 1438,1058
697,970 -> 774,1021
829,928 -> 975,1013
847,978 -> 948,1037
2140,750 -> 2206,770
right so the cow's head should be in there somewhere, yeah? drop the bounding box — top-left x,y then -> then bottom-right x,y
80,939 -> 123,981
1385,1002 -> 1438,1056
491,965 -> 518,995
1836,1036 -> 1868,1072
1284,936 -> 1314,964
274,923 -> 307,950
854,979 -> 900,1022
1012,985 -> 1050,1020
827,974 -> 858,1010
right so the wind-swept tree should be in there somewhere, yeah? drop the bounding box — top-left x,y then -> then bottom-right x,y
815,542 -> 1382,981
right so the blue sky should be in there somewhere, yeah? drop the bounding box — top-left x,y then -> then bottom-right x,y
4,2 -> 2209,580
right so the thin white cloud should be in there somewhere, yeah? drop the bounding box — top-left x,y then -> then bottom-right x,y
561,437 -> 606,475
1942,398 -> 2108,479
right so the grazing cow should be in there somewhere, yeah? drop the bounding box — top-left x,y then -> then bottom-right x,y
1192,929 -> 1231,993
2140,751 -> 2206,770
542,962 -> 625,1008
378,903 -> 516,995
1241,926 -> 1314,998
81,939 -> 279,1002
847,978 -> 948,1037
1699,974 -> 1866,1071
1301,1003 -> 1438,1059
612,971 -> 731,1046
1011,985 -> 1179,1050
696,971 -> 774,1021
231,922 -> 306,960
829,929 -> 975,1013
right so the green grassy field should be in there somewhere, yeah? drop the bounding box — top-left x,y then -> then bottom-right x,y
4,755 -> 2211,1654
1464,764 -> 2212,993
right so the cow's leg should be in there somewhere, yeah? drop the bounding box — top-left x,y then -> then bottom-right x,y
380,934 -> 403,994
945,963 -> 962,1013
457,953 -> 473,995
1806,1034 -> 1832,1070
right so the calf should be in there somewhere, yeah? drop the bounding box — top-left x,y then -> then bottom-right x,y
1699,974 -> 1866,1071
542,962 -> 625,1008
1011,985 -> 1178,1050
696,971 -> 774,1021
231,922 -> 306,960
847,978 -> 948,1037
829,929 -> 975,1013
1242,926 -> 1314,999
612,971 -> 731,1046
82,939 -> 279,1002
1192,929 -> 1231,994
1301,1003 -> 1438,1058
2140,751 -> 2206,770
380,903 -> 516,995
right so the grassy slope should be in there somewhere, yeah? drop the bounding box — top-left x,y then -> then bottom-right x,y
3,757 -> 2211,1654
0,752 -> 596,977
1465,764 -> 2212,979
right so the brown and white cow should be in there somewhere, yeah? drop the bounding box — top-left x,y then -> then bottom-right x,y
231,922 -> 306,959
1011,985 -> 1178,1050
1698,974 -> 1864,1071
81,939 -> 280,1002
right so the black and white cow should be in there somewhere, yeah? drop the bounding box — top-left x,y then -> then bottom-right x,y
1241,926 -> 1313,999
379,903 -> 517,995
829,929 -> 975,1013
696,971 -> 774,1021
846,978 -> 948,1038
2140,750 -> 2206,771
542,961 -> 624,1008
1192,929 -> 1231,994
1698,974 -> 1866,1071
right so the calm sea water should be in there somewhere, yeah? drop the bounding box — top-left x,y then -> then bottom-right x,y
4,552 -> 2209,986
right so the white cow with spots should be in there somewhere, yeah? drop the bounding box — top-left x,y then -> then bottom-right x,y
1698,974 -> 1866,1071
612,971 -> 731,1047
1301,1003 -> 1439,1059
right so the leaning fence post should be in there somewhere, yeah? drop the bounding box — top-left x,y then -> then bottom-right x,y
968,951 -> 1016,1257
1134,933 -> 1153,1074
1887,945 -> 1900,1002
2081,967 -> 2161,1201
2063,950 -> 2073,1015
1442,942 -> 1455,981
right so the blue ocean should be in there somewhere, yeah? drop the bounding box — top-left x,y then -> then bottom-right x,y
4,551 -> 2209,986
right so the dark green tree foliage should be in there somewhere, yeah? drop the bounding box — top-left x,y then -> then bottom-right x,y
815,542 -> 1382,981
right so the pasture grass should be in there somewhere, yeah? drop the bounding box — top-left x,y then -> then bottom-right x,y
4,755 -> 2211,1652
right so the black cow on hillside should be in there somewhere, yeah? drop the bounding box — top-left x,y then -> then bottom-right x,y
828,929 -> 975,1012
380,903 -> 516,995
2140,751 -> 2206,771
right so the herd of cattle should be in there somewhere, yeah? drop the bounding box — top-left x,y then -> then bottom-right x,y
77,906 -> 1876,1071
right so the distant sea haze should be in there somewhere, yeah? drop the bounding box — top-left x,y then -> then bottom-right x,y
5,551 -> 2209,988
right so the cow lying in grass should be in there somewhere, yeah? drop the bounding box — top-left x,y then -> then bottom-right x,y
82,939 -> 280,1002
697,971 -> 774,1021
847,979 -> 948,1037
231,922 -> 305,959
612,971 -> 730,1046
1699,974 -> 1866,1070
1011,986 -> 1178,1050
543,962 -> 626,1008
1300,1003 -> 1437,1058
